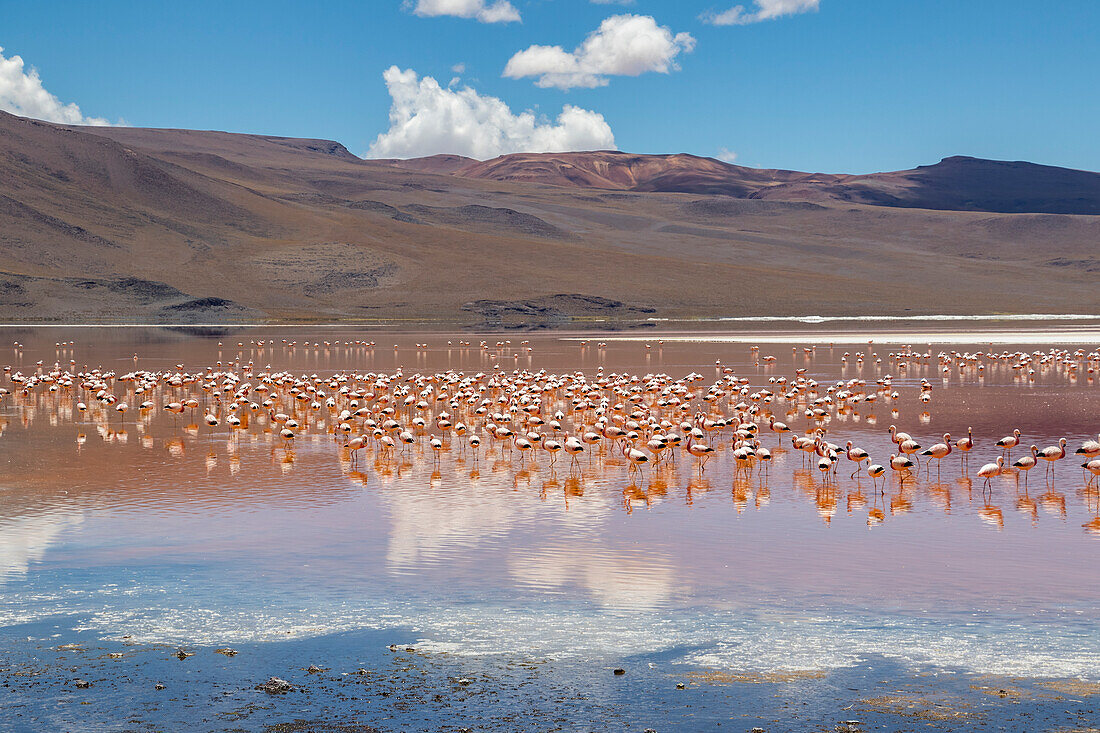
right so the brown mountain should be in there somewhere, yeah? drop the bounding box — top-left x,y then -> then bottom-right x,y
425,150 -> 1100,216
378,154 -> 477,175
451,151 -> 826,198
1,111 -> 1097,325
802,156 -> 1100,215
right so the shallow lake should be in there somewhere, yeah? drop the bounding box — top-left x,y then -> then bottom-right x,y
1,326 -> 1098,731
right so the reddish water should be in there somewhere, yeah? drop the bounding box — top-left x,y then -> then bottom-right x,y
1,327 -> 1098,678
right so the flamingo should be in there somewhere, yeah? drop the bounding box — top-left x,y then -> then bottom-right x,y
1075,433 -> 1100,459
977,456 -> 1005,489
867,463 -> 886,492
889,454 -> 916,484
889,425 -> 913,446
920,433 -> 952,474
602,424 -> 627,441
10,343 -> 1098,535
542,438 -> 563,466
1083,458 -> 1100,486
581,430 -> 602,460
685,433 -> 715,472
955,427 -> 974,469
1037,438 -> 1068,479
815,437 -> 839,479
513,434 -> 534,463
646,436 -> 669,465
620,439 -> 649,475
794,434 -> 818,466
347,435 -> 367,467
898,437 -> 922,464
1012,445 -> 1039,487
844,441 -> 869,478
563,436 -> 584,466
733,443 -> 757,476
996,429 -> 1022,460
769,417 -> 791,445
756,446 -> 772,476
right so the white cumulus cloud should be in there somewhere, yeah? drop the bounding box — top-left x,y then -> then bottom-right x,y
410,0 -> 521,23
503,14 -> 695,90
366,66 -> 615,160
701,0 -> 819,26
0,46 -> 110,125
717,147 -> 738,164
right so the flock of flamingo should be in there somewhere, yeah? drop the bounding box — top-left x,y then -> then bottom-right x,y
3,339 -> 1100,523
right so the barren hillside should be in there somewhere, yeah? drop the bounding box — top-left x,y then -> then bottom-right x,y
0,111 -> 1096,326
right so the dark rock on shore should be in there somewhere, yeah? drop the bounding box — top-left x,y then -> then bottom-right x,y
257,676 -> 294,694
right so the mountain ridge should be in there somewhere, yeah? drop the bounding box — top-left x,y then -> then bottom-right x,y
388,150 -> 1100,215
1,110 -> 1097,325
74,115 -> 1100,215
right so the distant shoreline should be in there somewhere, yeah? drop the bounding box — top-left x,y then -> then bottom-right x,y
1,317 -> 1099,345
0,313 -> 1096,327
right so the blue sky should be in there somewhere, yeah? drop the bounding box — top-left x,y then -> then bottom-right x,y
1,0 -> 1098,172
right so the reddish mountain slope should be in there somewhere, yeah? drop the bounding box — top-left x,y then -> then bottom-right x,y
453,151 -> 828,198
396,150 -> 1100,215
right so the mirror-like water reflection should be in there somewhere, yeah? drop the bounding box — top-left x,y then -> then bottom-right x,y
1,327 -> 1099,681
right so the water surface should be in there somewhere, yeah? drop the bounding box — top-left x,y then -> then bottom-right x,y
1,327 -> 1098,729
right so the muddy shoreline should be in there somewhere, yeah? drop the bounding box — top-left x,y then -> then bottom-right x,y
2,620 -> 1098,732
